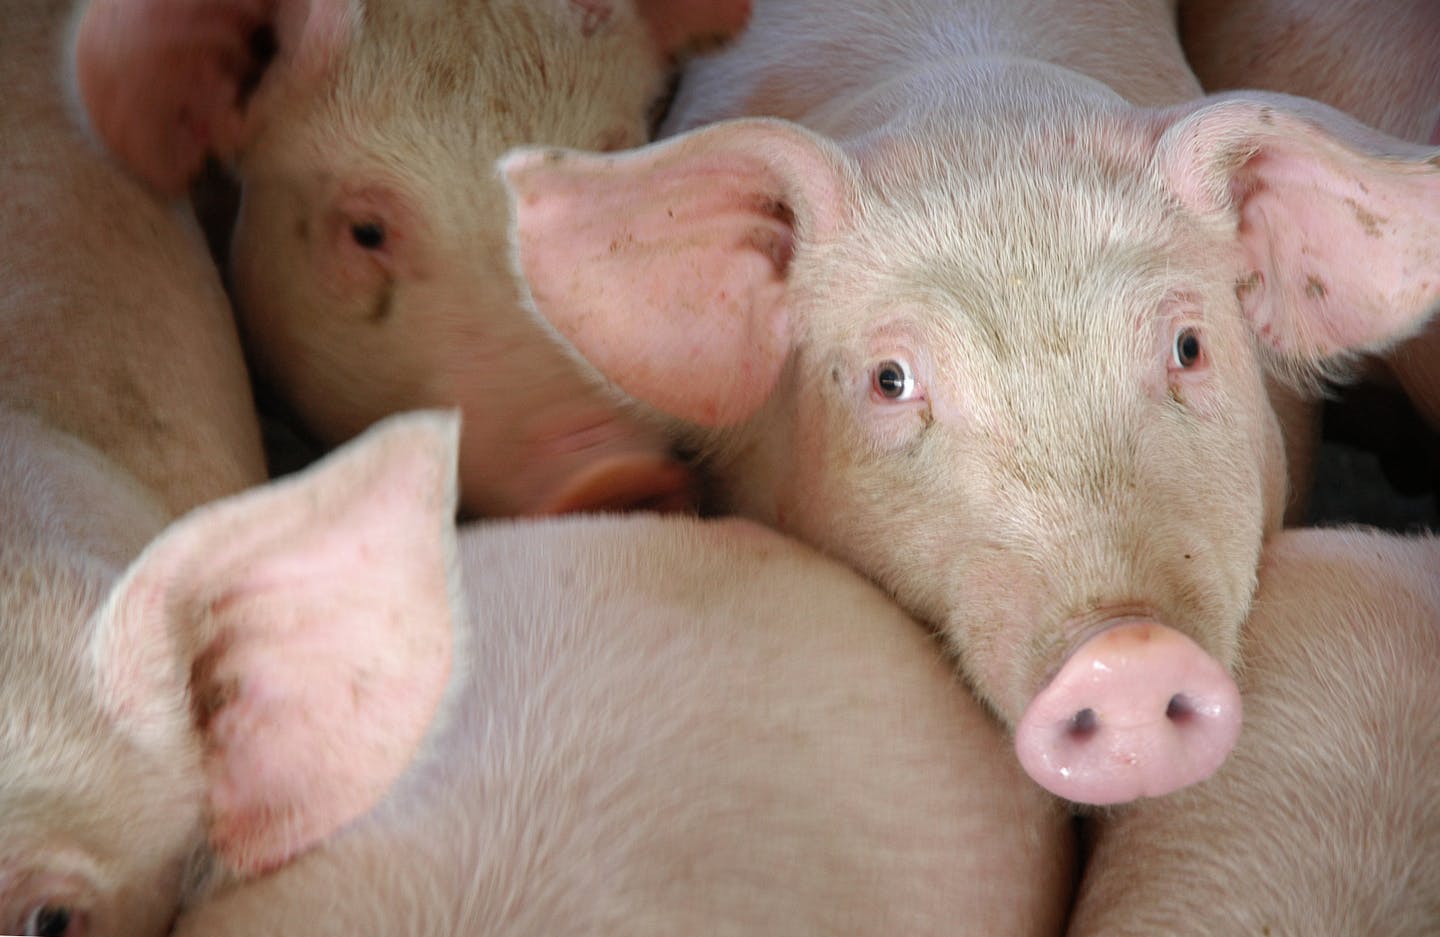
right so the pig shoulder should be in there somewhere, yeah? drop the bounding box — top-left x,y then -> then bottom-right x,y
176,514 -> 1075,937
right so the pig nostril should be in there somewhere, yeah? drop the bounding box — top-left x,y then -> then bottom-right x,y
1068,707 -> 1099,740
1165,693 -> 1193,724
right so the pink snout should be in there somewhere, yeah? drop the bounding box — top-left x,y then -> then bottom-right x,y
1015,622 -> 1241,806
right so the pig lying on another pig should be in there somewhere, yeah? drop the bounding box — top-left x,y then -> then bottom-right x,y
1069,527 -> 1440,936
169,413 -> 1075,937
72,0 -> 754,517
501,0 -> 1440,805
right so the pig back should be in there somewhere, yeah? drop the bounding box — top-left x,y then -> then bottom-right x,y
1070,527 -> 1440,936
0,0 -> 265,515
175,514 -> 1075,937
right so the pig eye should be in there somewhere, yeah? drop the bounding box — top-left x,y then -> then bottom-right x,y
872,359 -> 917,401
1172,327 -> 1203,369
350,221 -> 387,251
23,905 -> 80,937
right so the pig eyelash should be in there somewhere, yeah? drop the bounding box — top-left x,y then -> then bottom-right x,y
871,358 -> 922,402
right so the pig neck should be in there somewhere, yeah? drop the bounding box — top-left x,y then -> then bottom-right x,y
772,0 -> 1200,140
0,0 -> 266,518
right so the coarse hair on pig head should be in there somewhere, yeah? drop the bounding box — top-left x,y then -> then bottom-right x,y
70,0 -> 751,517
502,68 -> 1440,805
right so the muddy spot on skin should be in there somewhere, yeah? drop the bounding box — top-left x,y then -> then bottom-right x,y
1343,198 -> 1385,239
368,280 -> 395,324
1305,276 -> 1328,300
1234,271 -> 1262,302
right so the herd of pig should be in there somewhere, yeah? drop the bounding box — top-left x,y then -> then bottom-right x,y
3,0 -> 1438,932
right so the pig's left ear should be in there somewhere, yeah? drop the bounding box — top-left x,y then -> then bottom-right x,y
630,0 -> 751,57
91,411 -> 461,878
502,118 -> 853,427
1155,93 -> 1440,367
69,0 -> 356,196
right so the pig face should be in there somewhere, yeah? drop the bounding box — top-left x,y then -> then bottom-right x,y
72,0 -> 750,517
504,73 -> 1440,802
0,426 -> 194,937
0,412 -> 460,937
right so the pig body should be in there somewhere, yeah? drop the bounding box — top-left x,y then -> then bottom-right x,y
1068,527 -> 1440,936
173,508 -> 1074,937
503,0 -> 1440,803
1181,0 -> 1440,437
72,0 -> 757,517
1,1 -> 267,933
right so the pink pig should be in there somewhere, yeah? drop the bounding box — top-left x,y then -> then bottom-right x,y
501,0 -> 1440,804
167,418 -> 1075,937
1,414 -> 458,937
70,0 -> 754,517
1068,527 -> 1440,936
2,0 -> 271,932
1182,0 -> 1440,436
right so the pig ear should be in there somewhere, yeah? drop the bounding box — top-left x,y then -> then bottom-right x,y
631,0 -> 752,57
1156,94 -> 1440,366
92,411 -> 461,877
70,0 -> 356,196
503,118 -> 851,426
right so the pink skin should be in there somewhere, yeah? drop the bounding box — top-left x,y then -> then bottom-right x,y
501,0 -> 1440,804
73,0 -> 750,517
170,513 -> 1074,936
1015,622 -> 1242,806
1,413 -> 459,937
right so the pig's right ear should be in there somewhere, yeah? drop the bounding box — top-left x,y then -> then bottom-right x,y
90,411 -> 461,878
502,118 -> 853,427
69,0 -> 356,196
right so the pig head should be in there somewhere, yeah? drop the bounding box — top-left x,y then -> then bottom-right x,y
503,77 -> 1440,803
70,0 -> 751,517
0,413 -> 460,937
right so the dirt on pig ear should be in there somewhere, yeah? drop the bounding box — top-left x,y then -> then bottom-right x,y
1153,92 -> 1440,369
89,412 -> 462,876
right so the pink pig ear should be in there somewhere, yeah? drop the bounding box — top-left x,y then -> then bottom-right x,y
92,411 -> 461,877
503,118 -> 851,427
70,0 -> 356,196
631,0 -> 752,56
1157,94 -> 1440,365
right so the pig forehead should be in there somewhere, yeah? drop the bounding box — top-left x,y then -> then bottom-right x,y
332,0 -> 660,135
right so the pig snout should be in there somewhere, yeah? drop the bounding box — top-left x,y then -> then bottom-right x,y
1015,621 -> 1242,805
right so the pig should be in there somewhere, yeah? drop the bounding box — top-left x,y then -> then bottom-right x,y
1067,526 -> 1440,936
166,414 -> 1075,937
1181,0 -> 1440,436
499,0 -> 1440,804
69,0 -> 755,518
2,0 -> 268,932
0,414 -> 458,937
